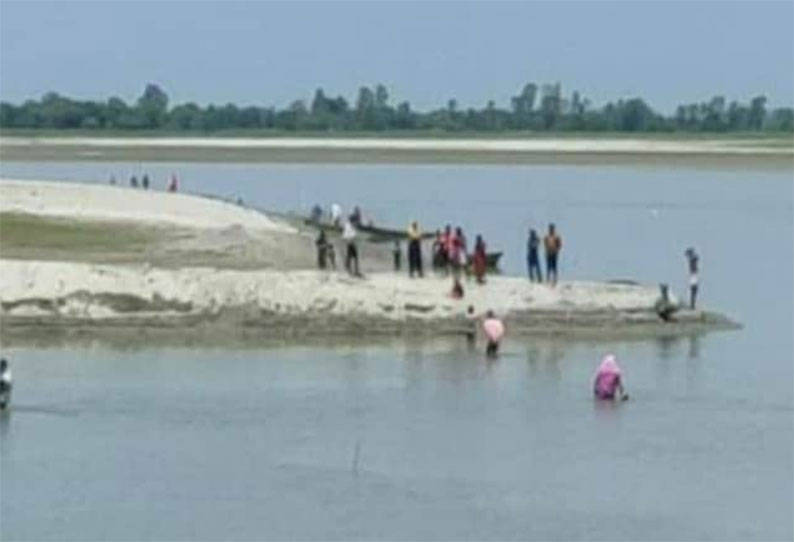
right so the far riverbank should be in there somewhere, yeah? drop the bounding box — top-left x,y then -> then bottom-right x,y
1,135 -> 791,168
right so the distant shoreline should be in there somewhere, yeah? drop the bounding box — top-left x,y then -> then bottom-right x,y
1,134 -> 791,168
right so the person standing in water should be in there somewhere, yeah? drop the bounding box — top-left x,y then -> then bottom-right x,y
685,247 -> 699,309
407,221 -> 423,278
544,223 -> 562,286
482,310 -> 505,358
527,228 -> 543,283
593,354 -> 628,401
0,358 -> 12,410
343,218 -> 360,277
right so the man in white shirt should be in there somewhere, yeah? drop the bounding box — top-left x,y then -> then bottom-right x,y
342,219 -> 360,276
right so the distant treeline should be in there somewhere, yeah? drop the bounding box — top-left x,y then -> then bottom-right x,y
1,83 -> 792,133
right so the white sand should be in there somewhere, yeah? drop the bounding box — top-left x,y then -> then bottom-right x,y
0,179 -> 294,233
0,259 -> 659,321
0,136 -> 789,155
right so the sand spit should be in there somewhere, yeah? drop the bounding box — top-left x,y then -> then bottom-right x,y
0,179 -> 294,233
0,260 -> 736,338
1,136 -> 790,155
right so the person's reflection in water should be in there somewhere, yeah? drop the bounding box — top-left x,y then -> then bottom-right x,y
687,334 -> 701,360
655,334 -> 679,361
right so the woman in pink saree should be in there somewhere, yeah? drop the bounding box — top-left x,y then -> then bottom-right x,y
593,354 -> 628,400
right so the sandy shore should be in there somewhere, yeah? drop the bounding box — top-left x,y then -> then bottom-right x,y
0,259 -> 735,339
0,179 -> 738,339
0,179 -> 294,232
2,136 -> 790,167
2,135 -> 791,154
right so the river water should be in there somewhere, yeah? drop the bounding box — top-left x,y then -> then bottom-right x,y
1,161 -> 792,540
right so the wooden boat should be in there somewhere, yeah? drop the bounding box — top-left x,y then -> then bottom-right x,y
486,251 -> 503,269
304,218 -> 434,241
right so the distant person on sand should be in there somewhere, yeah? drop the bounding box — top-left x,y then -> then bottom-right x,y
527,228 -> 543,283
167,174 -> 178,193
310,204 -> 323,223
685,247 -> 699,309
350,206 -> 362,226
482,311 -> 505,358
593,354 -> 628,401
330,203 -> 343,226
407,221 -> 423,278
141,174 -> 150,190
544,223 -> 562,286
109,175 -> 117,186
393,241 -> 402,272
130,175 -> 138,188
343,218 -> 360,277
472,234 -> 488,284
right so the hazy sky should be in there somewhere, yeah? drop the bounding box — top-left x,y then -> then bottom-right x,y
1,1 -> 792,113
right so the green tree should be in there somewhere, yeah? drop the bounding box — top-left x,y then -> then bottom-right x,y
136,83 -> 169,128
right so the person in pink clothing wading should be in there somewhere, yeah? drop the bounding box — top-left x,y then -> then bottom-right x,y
593,354 -> 629,401
482,310 -> 505,358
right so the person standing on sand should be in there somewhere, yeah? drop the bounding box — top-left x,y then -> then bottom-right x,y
527,228 -> 543,283
441,224 -> 453,274
343,218 -> 360,277
168,173 -> 178,193
472,235 -> 488,284
316,230 -> 329,269
685,247 -> 699,309
142,174 -> 150,190
130,175 -> 138,188
407,221 -> 423,278
544,223 -> 562,286
393,241 -> 402,272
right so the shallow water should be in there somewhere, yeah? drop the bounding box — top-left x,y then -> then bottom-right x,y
1,162 -> 792,540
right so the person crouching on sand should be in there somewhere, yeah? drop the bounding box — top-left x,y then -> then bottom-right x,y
593,354 -> 628,401
482,311 -> 505,358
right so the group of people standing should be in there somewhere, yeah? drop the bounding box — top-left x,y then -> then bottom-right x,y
429,225 -> 488,284
110,173 -> 179,192
526,223 -> 562,286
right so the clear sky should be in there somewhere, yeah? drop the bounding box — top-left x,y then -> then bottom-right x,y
0,0 -> 792,113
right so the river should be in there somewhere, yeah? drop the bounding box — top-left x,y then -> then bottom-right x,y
1,161 -> 791,540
